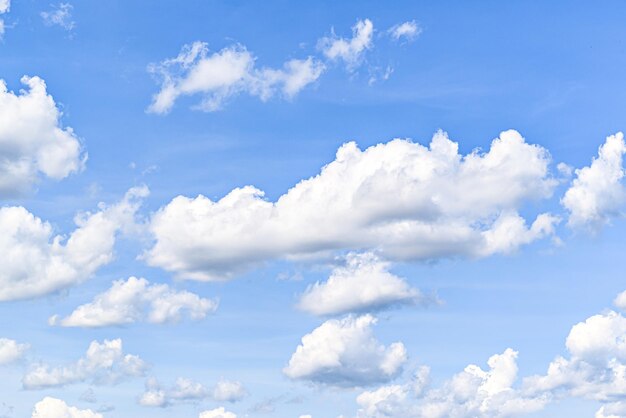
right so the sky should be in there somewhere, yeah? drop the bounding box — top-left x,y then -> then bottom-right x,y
1,1 -> 626,417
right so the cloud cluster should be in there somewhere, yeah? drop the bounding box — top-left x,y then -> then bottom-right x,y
284,315 -> 407,387
146,130 -> 558,281
0,186 -> 148,301
148,18 -> 419,113
23,338 -> 147,389
147,42 -> 324,114
298,252 -> 425,316
32,397 -> 102,418
355,349 -> 548,418
523,305 -> 626,416
562,132 -> 626,229
353,290 -> 626,418
0,338 -> 29,364
49,276 -> 218,327
0,76 -> 85,196
139,377 -> 247,407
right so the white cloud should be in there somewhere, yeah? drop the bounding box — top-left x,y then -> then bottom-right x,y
23,338 -> 147,389
0,338 -> 29,364
147,42 -> 324,114
139,377 -> 247,407
212,379 -> 248,402
388,21 -> 422,42
356,349 -> 548,418
0,0 -> 9,39
562,132 -> 626,229
32,397 -> 102,418
298,252 -> 425,316
49,276 -> 217,327
199,407 -> 237,418
523,308 -> 626,403
353,289 -> 626,418
145,130 -> 558,281
284,315 -> 407,387
319,19 -> 374,69
0,186 -> 148,301
0,76 -> 85,196
41,3 -> 75,31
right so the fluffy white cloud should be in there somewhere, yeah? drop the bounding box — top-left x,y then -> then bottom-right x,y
145,130 -> 558,281
0,186 -> 148,301
524,309 -> 626,403
139,377 -> 247,407
212,379 -> 248,402
23,338 -> 147,389
40,3 -> 75,31
199,407 -> 237,418
355,349 -> 548,418
0,76 -> 85,196
562,132 -> 626,229
284,315 -> 406,387
147,42 -> 324,114
0,338 -> 29,364
388,21 -> 422,42
298,252 -> 425,316
319,19 -> 374,69
353,290 -> 626,418
32,397 -> 102,418
49,276 -> 217,327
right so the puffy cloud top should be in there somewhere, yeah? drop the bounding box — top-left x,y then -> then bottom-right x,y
23,338 -> 147,389
0,76 -> 85,196
50,276 -> 218,327
0,338 -> 29,364
284,315 -> 407,387
298,252 -> 425,316
0,186 -> 148,301
562,132 -> 626,229
32,397 -> 102,418
145,130 -> 558,281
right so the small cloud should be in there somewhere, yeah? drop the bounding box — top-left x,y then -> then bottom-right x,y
388,20 -> 422,42
41,3 -> 75,31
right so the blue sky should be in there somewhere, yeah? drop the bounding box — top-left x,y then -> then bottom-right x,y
2,1 -> 626,417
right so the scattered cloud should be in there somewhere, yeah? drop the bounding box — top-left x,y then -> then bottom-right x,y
353,290 -> 626,418
0,0 -> 9,39
147,42 -> 324,114
0,186 -> 148,301
145,130 -> 558,281
562,132 -> 626,230
284,315 -> 407,387
0,76 -> 85,197
319,19 -> 374,70
0,338 -> 29,365
23,339 -> 147,389
41,3 -> 75,31
355,349 -> 548,418
298,252 -> 427,316
49,276 -> 218,327
31,397 -> 102,418
139,377 -> 247,407
388,21 -> 422,42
